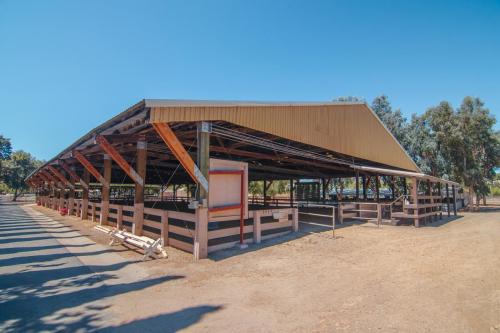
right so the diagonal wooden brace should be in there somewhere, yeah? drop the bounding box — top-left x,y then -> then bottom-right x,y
152,122 -> 208,192
72,150 -> 109,187
95,135 -> 144,187
37,172 -> 51,184
58,159 -> 89,190
47,165 -> 74,189
40,170 -> 64,189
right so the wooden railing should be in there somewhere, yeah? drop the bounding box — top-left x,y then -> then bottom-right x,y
35,196 -> 299,255
207,207 -> 298,253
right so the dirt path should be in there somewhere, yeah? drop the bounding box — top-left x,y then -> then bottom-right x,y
3,201 -> 500,332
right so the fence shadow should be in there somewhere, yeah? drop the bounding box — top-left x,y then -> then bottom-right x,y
95,305 -> 224,333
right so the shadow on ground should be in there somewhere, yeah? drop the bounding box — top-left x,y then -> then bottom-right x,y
0,202 -> 217,333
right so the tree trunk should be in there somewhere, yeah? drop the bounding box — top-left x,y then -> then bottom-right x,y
482,195 -> 486,206
468,186 -> 474,212
12,188 -> 18,202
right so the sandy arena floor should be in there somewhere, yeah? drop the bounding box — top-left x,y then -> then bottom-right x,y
1,199 -> 499,332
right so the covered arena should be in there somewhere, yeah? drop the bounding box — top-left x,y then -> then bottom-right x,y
26,100 -> 463,259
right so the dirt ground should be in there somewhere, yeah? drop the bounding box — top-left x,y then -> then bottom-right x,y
17,201 -> 500,332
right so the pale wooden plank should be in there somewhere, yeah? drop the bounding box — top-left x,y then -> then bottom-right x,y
261,220 -> 292,231
208,225 -> 253,240
168,238 -> 193,253
169,224 -> 193,238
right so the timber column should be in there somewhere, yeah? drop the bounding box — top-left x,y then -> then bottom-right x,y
133,139 -> 147,235
411,177 -> 419,227
68,172 -> 75,216
446,184 -> 451,217
81,169 -> 90,220
58,187 -> 64,211
194,121 -> 210,259
452,185 -> 457,216
100,154 -> 111,225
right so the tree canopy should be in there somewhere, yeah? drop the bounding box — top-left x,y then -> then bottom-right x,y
0,150 -> 43,200
371,95 -> 500,207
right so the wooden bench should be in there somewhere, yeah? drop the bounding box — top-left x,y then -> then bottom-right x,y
94,225 -> 168,261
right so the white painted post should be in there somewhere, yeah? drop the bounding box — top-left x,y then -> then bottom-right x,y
292,208 -> 299,232
253,210 -> 262,244
194,207 -> 208,260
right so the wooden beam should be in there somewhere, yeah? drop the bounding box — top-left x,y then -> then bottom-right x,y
72,150 -> 108,186
100,154 -> 112,226
133,139 -> 147,235
196,122 -> 210,202
96,135 -> 144,187
46,165 -> 74,189
411,177 -> 419,227
152,122 -> 208,192
81,169 -> 90,220
58,159 -> 89,190
201,144 -> 350,173
355,172 -> 359,200
40,170 -> 62,189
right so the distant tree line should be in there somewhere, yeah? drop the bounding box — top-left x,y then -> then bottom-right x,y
370,95 -> 500,207
0,135 -> 43,201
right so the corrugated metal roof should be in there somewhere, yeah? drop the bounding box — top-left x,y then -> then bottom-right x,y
149,101 -> 420,172
144,99 -> 366,108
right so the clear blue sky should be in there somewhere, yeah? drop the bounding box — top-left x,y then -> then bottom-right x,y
1,0 -> 499,161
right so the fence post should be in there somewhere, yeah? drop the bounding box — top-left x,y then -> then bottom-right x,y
377,204 -> 382,227
91,203 -> 96,222
161,210 -> 169,247
292,208 -> 299,232
338,203 -> 344,224
194,207 -> 208,260
253,210 -> 262,244
117,205 -> 123,230
332,206 -> 336,237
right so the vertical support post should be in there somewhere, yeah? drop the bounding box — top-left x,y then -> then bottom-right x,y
91,202 -> 96,222
438,182 -> 443,220
161,210 -> 169,247
253,210 -> 262,244
59,188 -> 64,212
427,180 -> 433,222
377,203 -> 382,227
133,139 -> 147,235
292,207 -> 299,232
452,185 -> 457,216
263,180 -> 267,206
68,182 -> 75,216
411,177 -> 419,227
289,179 -> 294,207
196,122 -> 210,204
81,169 -> 89,220
355,172 -> 360,200
100,154 -> 111,226
117,205 -> 123,230
446,183 -> 451,217
338,203 -> 344,224
375,175 -> 380,202
194,207 -> 208,259
390,176 -> 395,200
403,177 -> 407,196
332,205 -> 336,237
362,175 -> 367,200
321,178 -> 326,203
